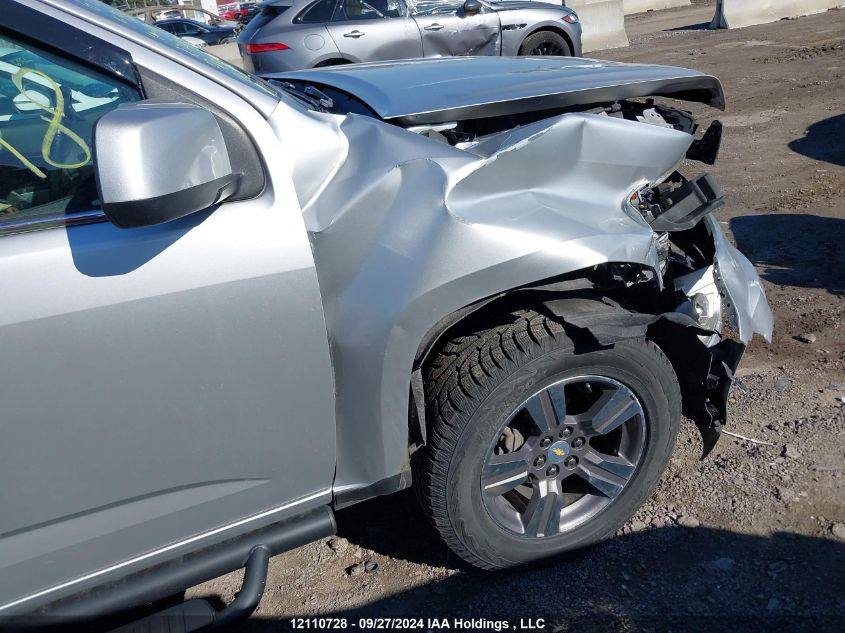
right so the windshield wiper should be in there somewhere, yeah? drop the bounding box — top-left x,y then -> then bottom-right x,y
269,80 -> 333,112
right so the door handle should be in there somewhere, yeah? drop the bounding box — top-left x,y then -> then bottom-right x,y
343,30 -> 365,38
424,23 -> 444,31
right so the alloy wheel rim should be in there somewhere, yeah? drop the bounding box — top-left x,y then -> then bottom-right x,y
480,375 -> 646,538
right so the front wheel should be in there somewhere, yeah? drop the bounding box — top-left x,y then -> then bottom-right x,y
413,308 -> 680,569
518,31 -> 572,57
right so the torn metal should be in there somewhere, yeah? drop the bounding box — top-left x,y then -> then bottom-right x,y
270,59 -> 772,491
706,214 -> 774,344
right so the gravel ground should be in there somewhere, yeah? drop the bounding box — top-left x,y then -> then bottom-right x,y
190,4 -> 845,630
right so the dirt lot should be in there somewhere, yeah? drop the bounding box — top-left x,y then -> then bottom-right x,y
191,4 -> 845,630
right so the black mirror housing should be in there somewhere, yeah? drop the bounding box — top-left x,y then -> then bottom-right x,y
463,0 -> 482,14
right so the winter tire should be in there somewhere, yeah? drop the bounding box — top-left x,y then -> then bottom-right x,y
414,308 -> 681,569
518,31 -> 572,57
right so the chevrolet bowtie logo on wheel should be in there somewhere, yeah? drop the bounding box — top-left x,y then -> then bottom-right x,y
552,448 -> 566,457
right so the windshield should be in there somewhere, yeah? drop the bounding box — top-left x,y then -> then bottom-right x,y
67,0 -> 280,101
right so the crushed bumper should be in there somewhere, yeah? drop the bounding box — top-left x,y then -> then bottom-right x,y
706,215 -> 774,344
679,216 -> 773,455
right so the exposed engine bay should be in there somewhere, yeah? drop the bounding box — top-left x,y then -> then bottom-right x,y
275,79 -> 724,160
394,99 -> 723,164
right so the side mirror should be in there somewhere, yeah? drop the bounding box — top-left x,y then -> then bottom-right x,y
94,102 -> 238,229
463,0 -> 482,14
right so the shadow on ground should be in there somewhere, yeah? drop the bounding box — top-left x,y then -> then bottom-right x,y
789,115 -> 845,167
666,22 -> 711,31
227,491 -> 845,632
334,490 -> 459,569
731,214 -> 845,294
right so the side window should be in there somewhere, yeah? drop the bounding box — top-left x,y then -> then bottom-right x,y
181,22 -> 208,36
407,0 -> 462,17
158,22 -> 180,34
297,0 -> 338,23
0,33 -> 140,223
333,0 -> 399,20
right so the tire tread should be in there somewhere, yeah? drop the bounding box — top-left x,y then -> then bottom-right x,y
414,307 -> 680,569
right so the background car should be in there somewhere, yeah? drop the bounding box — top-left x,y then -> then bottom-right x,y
239,0 -> 582,73
129,5 -> 236,26
218,2 -> 240,20
155,17 -> 238,45
234,1 -> 261,22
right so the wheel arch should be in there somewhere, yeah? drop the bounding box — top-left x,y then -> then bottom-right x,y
412,263 -> 659,372
518,25 -> 575,56
408,264 -> 663,452
314,57 -> 351,68
408,267 -> 728,462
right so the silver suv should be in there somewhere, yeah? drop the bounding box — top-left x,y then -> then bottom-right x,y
239,0 -> 583,73
0,0 -> 770,629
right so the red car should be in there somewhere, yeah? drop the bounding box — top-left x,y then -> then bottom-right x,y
220,2 -> 258,20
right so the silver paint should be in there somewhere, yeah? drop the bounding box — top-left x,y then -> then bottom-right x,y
2,0 -> 335,613
707,215 -> 774,343
2,0 -> 772,613
272,62 -> 769,493
272,56 -> 725,125
276,106 -> 693,491
94,102 -> 232,203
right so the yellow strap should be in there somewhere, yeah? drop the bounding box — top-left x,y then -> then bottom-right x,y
12,67 -> 92,170
0,66 -> 93,179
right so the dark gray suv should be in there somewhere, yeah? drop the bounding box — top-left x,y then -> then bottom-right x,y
239,0 -> 583,73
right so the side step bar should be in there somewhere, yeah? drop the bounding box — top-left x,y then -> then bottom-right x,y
22,507 -> 335,631
112,545 -> 270,633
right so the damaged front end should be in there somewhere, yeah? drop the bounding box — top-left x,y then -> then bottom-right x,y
437,96 -> 773,455
547,155 -> 773,456
271,57 -> 773,489
625,213 -> 773,456
540,202 -> 772,456
621,155 -> 772,455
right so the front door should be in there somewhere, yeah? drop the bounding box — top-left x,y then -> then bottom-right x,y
325,0 -> 423,63
410,0 -> 500,56
0,7 -> 336,613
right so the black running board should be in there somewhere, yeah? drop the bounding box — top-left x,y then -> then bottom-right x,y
111,544 -> 270,633
22,506 -> 335,631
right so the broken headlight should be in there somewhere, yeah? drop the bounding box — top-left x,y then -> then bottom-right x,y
629,172 -> 725,232
674,264 -> 723,346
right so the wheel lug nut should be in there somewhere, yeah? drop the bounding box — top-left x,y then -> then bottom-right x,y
540,437 -> 552,448
572,437 -> 585,449
534,455 -> 546,468
559,427 -> 573,438
564,456 -> 578,468
546,465 -> 559,477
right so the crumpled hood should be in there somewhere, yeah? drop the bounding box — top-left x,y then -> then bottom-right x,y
266,56 -> 725,125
